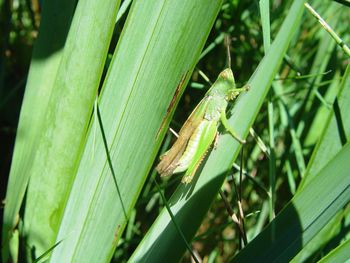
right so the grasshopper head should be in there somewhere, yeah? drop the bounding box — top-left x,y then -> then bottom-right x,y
218,68 -> 235,86
220,68 -> 250,101
210,68 -> 249,101
213,68 -> 236,97
217,68 -> 239,101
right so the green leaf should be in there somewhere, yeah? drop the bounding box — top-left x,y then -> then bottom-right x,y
129,1 -> 306,262
2,0 -> 121,260
302,2 -> 342,147
318,237 -> 350,263
1,0 -> 77,261
233,142 -> 350,262
292,41 -> 350,263
50,1 -> 223,262
299,62 -> 350,190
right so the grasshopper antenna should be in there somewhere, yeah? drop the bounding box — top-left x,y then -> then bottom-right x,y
224,34 -> 232,69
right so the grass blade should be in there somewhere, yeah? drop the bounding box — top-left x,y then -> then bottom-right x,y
50,1 -> 223,262
19,0 -> 120,259
233,142 -> 350,262
129,0 -> 306,262
1,1 -> 77,261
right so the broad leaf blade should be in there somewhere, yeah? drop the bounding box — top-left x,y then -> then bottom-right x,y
51,1 -> 223,262
1,0 -> 77,260
233,142 -> 350,262
20,0 -> 121,258
129,0 -> 306,262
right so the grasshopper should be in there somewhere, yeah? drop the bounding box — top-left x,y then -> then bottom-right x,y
156,68 -> 248,184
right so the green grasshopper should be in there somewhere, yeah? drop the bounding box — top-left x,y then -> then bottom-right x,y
156,68 -> 249,184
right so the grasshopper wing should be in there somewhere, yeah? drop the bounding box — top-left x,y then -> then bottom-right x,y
156,99 -> 208,176
181,119 -> 217,183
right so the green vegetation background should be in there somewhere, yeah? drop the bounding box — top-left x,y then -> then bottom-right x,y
1,1 -> 350,262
